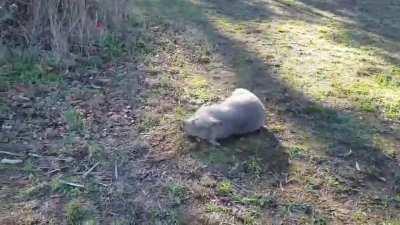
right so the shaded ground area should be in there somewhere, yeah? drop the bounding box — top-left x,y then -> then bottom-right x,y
1,0 -> 400,224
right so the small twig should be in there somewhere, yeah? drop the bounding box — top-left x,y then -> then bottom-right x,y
47,169 -> 61,175
28,153 -> 42,158
83,162 -> 99,178
96,182 -> 109,187
54,157 -> 74,162
0,151 -> 24,157
377,177 -> 387,182
59,180 -> 84,188
114,161 -> 118,181
355,161 -> 361,171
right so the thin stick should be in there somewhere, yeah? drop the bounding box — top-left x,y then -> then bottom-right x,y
59,180 -> 84,188
83,162 -> 99,178
0,151 -> 24,157
47,169 -> 61,175
96,182 -> 109,187
28,153 -> 42,158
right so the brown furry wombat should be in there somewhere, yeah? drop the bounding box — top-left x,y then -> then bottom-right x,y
183,88 -> 266,145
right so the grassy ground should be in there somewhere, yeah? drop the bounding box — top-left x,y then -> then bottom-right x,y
1,0 -> 400,224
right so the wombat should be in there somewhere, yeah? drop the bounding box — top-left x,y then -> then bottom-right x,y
183,88 -> 266,145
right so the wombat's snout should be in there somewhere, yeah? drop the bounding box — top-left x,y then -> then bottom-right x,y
181,120 -> 190,132
186,135 -> 199,143
181,120 -> 191,136
182,120 -> 199,143
179,120 -> 185,131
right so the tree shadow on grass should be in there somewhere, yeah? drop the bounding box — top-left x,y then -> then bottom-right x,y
190,128 -> 289,180
278,0 -> 400,65
295,0 -> 400,41
135,0 -> 400,201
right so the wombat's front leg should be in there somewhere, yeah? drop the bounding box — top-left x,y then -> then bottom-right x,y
208,139 -> 221,146
208,130 -> 221,146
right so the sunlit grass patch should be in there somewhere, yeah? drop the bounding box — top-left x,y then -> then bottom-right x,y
257,20 -> 400,120
217,180 -> 233,196
288,146 -> 307,160
384,100 -> 400,120
205,203 -> 231,213
182,71 -> 217,103
376,67 -> 400,88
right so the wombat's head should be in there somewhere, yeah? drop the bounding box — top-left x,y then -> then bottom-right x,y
183,116 -> 221,140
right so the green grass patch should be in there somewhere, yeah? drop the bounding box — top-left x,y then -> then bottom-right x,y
385,100 -> 400,119
232,194 -> 274,208
244,157 -> 263,177
304,105 -> 340,122
376,67 -> 400,88
100,34 -> 126,60
313,216 -> 329,225
133,0 -> 206,25
168,183 -> 187,205
0,159 -> 39,175
137,112 -> 161,133
217,180 -> 233,196
357,97 -> 377,112
205,203 -> 231,213
0,59 -> 62,89
19,182 -> 50,199
182,73 -> 216,104
193,148 -> 237,165
0,97 -> 10,113
174,105 -> 191,122
283,203 -> 313,216
383,220 -> 400,225
51,178 -> 83,198
64,109 -> 85,133
352,209 -> 368,224
66,200 -> 96,225
288,146 -> 307,160
88,142 -> 107,162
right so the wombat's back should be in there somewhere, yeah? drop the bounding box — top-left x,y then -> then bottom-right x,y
208,89 -> 265,137
184,88 -> 266,143
223,89 -> 265,134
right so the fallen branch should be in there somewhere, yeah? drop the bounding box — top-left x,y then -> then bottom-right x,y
1,158 -> 23,164
0,151 -> 24,157
83,162 -> 99,178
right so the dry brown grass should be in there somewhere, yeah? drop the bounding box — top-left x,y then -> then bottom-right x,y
0,0 -> 130,60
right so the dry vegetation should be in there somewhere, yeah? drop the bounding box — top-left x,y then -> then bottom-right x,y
0,0 -> 130,63
1,0 -> 400,224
